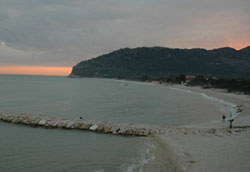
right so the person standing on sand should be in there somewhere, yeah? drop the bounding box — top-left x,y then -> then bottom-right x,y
222,115 -> 226,121
228,113 -> 234,128
229,118 -> 234,129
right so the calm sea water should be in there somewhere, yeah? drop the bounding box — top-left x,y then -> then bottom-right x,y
0,75 -> 234,172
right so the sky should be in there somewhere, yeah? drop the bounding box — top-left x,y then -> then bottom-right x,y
0,0 -> 250,76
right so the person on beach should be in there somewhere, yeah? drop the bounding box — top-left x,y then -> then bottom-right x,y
229,119 -> 234,129
222,115 -> 226,121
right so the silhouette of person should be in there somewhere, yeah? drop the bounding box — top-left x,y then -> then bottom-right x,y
222,115 -> 226,121
229,119 -> 234,129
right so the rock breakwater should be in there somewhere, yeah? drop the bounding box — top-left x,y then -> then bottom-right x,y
0,112 -> 160,136
1,112 -> 247,137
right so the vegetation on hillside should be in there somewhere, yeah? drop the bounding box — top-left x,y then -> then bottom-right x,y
70,46 -> 250,94
187,76 -> 250,95
70,46 -> 250,79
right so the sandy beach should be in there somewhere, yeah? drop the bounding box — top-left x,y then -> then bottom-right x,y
145,85 -> 250,172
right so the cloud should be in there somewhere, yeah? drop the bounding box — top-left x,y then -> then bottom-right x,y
0,0 -> 250,66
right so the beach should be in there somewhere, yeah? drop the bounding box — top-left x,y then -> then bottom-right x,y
145,85 -> 250,172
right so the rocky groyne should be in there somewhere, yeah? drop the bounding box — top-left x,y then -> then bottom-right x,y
0,112 -> 164,136
1,112 -> 247,137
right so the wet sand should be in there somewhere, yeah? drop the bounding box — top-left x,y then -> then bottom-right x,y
145,85 -> 250,172
143,136 -> 180,172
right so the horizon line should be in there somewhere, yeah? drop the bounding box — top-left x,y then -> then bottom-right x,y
0,65 -> 72,76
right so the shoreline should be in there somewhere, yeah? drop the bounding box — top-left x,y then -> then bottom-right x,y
168,86 -> 239,121
145,84 -> 250,172
143,136 -> 180,172
1,75 -> 250,171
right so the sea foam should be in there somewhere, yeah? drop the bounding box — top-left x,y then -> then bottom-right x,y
169,87 -> 238,119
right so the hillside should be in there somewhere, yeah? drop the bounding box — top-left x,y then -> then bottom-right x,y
69,46 -> 250,80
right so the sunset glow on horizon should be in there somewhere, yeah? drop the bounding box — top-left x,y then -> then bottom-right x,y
227,42 -> 250,50
0,66 -> 72,76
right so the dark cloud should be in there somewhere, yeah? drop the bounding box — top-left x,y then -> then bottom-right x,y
0,0 -> 250,66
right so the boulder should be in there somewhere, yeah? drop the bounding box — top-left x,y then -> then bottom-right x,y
57,120 -> 67,128
111,126 -> 120,134
118,127 -> 127,134
5,116 -> 13,122
96,124 -> 105,132
121,128 -> 134,135
12,118 -> 21,124
89,124 -> 98,131
149,129 -> 156,135
51,121 -> 59,127
134,128 -> 149,136
38,119 -> 47,125
73,121 -> 82,128
66,121 -> 75,129
79,122 -> 92,130
30,118 -> 41,125
23,117 -> 32,125
46,120 -> 56,127
103,126 -> 112,133
142,129 -> 149,136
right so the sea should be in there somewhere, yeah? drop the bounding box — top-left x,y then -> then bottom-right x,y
0,75 -> 236,172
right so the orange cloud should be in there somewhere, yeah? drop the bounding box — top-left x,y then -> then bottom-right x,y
0,65 -> 72,76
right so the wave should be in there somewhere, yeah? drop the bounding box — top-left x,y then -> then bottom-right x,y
121,140 -> 156,172
169,87 -> 238,119
200,93 -> 238,118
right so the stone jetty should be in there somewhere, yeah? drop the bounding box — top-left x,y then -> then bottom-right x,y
2,112 -> 244,137
0,112 -> 162,136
